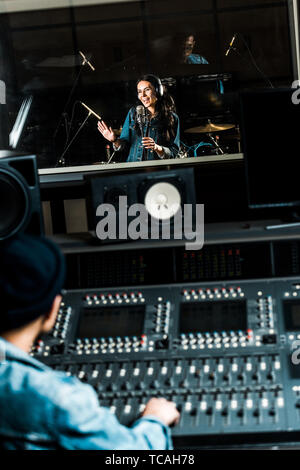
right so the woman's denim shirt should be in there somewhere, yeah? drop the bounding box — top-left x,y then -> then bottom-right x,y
0,338 -> 172,450
115,107 -> 180,162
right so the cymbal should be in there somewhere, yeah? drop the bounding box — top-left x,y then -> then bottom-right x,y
184,123 -> 235,134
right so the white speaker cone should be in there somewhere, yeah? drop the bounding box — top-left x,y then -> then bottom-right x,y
144,182 -> 181,220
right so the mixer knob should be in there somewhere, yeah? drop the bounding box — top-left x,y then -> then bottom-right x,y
246,398 -> 253,409
124,404 -> 131,415
215,399 -> 223,411
139,403 -> 146,413
230,398 -> 238,410
200,400 -> 207,411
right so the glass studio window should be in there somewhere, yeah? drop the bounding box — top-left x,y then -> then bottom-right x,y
0,0 -> 296,168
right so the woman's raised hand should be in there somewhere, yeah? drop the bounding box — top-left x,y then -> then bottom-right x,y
97,120 -> 116,142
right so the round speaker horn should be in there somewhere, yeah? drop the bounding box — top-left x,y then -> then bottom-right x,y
144,182 -> 181,220
0,166 -> 31,241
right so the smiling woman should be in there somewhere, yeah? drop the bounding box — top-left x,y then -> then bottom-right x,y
97,74 -> 180,162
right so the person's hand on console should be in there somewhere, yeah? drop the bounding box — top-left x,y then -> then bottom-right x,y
142,397 -> 180,426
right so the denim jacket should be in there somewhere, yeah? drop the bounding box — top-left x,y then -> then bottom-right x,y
0,339 -> 172,450
115,107 -> 180,162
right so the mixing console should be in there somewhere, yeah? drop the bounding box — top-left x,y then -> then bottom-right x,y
31,278 -> 300,447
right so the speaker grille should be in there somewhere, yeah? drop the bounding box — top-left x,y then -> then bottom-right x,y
0,168 -> 30,240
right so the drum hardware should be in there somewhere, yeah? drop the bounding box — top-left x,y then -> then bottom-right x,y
177,146 -> 189,159
207,133 -> 224,155
178,141 -> 213,158
112,127 -> 122,136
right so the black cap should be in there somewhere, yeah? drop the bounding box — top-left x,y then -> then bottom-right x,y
0,234 -> 66,331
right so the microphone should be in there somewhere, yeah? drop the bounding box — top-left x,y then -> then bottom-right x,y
136,105 -> 146,125
79,51 -> 96,71
225,34 -> 237,56
80,101 -> 102,120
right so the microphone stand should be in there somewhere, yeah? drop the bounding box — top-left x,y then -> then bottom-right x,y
139,116 -> 151,161
136,116 -> 144,162
53,54 -> 89,167
227,33 -> 274,88
107,150 -> 117,164
56,111 -> 91,167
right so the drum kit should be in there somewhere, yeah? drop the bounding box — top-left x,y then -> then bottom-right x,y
180,119 -> 240,158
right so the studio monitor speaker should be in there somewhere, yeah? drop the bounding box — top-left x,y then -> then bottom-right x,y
86,167 -> 196,243
0,151 -> 44,241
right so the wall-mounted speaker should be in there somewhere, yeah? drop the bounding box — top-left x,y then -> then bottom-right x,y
0,151 -> 44,241
86,167 -> 196,243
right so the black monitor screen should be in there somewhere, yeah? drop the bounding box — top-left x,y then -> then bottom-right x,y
77,305 -> 146,339
240,88 -> 300,208
179,300 -> 247,333
283,299 -> 300,331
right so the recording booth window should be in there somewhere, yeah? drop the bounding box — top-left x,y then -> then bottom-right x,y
0,0 -> 295,171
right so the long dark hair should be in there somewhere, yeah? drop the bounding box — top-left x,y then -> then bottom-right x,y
134,74 -> 177,139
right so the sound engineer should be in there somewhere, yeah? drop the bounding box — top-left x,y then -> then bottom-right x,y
0,234 -> 180,450
97,74 -> 180,162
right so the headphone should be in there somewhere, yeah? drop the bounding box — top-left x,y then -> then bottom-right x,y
137,74 -> 164,98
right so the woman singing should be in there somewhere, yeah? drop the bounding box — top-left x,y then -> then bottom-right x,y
97,74 -> 180,162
